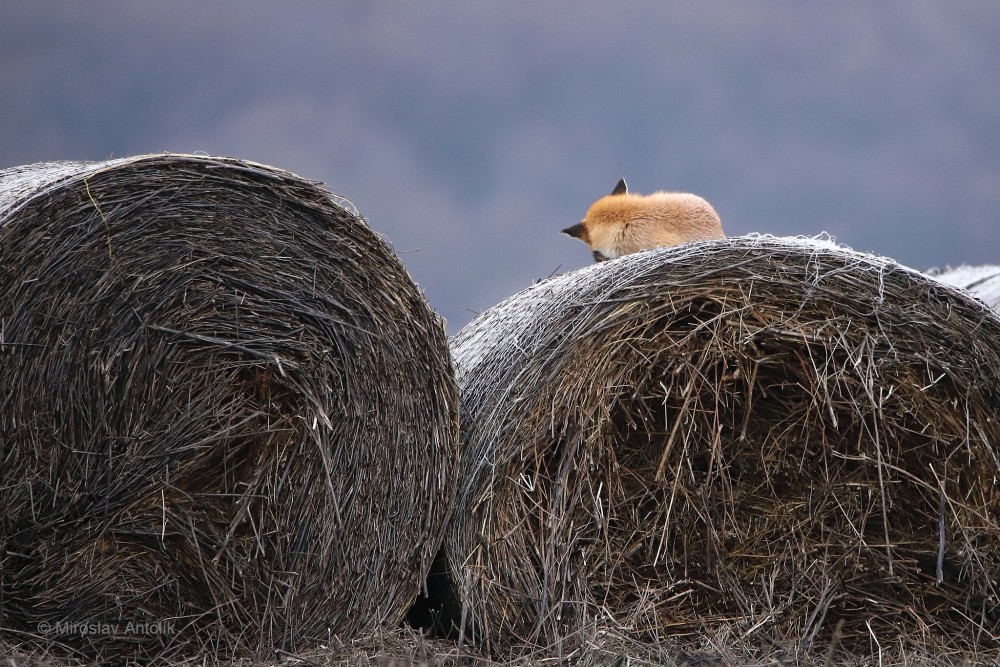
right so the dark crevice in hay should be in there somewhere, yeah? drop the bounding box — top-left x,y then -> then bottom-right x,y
0,155 -> 460,664
444,236 -> 1000,659
406,548 -> 463,640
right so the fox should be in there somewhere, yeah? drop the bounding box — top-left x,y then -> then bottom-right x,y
562,178 -> 724,262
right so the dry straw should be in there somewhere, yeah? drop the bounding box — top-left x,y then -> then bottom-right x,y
0,154 -> 459,663
929,265 -> 1000,312
443,235 -> 1000,659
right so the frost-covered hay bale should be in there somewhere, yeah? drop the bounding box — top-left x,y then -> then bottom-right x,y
0,154 -> 459,662
929,264 -> 1000,311
445,235 -> 1000,655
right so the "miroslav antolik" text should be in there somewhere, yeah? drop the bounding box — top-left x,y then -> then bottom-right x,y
38,620 -> 176,637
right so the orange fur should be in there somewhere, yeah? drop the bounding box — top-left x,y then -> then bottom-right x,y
563,179 -> 724,262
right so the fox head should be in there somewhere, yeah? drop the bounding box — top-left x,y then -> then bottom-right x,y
562,178 -> 724,262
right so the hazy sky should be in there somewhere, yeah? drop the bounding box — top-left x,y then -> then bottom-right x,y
3,1 -> 999,332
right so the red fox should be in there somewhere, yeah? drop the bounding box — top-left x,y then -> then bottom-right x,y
562,179 -> 724,262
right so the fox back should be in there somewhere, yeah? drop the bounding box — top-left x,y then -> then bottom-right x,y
562,179 -> 724,261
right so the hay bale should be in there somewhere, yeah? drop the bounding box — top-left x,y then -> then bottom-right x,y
0,154 -> 459,662
928,265 -> 1000,311
443,235 -> 1000,657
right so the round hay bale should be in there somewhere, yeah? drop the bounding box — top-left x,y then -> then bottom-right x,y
444,235 -> 1000,656
0,155 -> 459,662
928,265 -> 1000,312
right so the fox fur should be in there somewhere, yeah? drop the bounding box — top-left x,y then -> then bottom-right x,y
562,178 -> 724,262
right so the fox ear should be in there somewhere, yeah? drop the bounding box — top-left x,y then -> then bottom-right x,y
611,178 -> 628,195
561,223 -> 586,239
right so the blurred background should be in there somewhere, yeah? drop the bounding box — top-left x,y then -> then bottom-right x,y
3,1 -> 998,333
